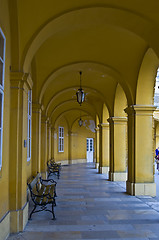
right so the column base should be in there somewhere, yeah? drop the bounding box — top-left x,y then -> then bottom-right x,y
10,202 -> 28,233
95,163 -> 99,169
126,181 -> 156,196
99,166 -> 109,174
109,171 -> 127,181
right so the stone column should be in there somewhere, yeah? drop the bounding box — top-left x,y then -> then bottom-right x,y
9,72 -> 32,232
95,127 -> 99,169
125,105 -> 156,196
41,115 -> 48,177
107,117 -> 127,181
98,124 -> 102,173
32,102 -> 42,175
98,123 -> 110,174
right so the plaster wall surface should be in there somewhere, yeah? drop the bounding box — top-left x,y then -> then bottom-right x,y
0,1 -> 11,239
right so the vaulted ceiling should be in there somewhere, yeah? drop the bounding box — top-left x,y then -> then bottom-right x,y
9,0 -> 159,126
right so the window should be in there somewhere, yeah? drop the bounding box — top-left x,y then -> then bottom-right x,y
27,90 -> 32,161
0,28 -> 5,170
58,127 -> 64,152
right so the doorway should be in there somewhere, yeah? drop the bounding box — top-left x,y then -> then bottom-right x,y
86,138 -> 94,162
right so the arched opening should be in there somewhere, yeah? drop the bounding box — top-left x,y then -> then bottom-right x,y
153,68 -> 159,195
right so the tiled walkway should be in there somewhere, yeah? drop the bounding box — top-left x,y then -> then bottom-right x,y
8,163 -> 159,239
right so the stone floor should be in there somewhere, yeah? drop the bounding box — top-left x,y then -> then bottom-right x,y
7,163 -> 159,240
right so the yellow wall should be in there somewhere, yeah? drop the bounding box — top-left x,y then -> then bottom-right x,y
54,117 -> 69,162
71,117 -> 95,161
53,116 -> 95,162
0,0 -> 10,223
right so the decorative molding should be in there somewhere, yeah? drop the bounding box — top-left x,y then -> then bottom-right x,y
0,211 -> 9,223
32,102 -> 42,113
107,117 -> 127,124
125,105 -> 157,116
100,123 -> 109,128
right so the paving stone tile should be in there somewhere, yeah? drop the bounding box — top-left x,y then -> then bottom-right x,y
117,230 -> 157,238
81,230 -> 119,239
7,163 -> 159,240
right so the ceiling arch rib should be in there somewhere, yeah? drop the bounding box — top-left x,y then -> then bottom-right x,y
39,62 -> 130,104
45,86 -> 110,117
52,108 -> 96,128
71,114 -> 94,130
49,99 -> 98,121
39,62 -> 132,112
23,6 -> 159,73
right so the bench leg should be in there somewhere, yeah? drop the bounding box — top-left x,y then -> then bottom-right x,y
29,204 -> 37,220
54,188 -> 57,197
52,202 -> 56,220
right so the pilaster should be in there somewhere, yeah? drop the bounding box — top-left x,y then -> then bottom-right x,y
95,127 -> 99,169
47,121 -> 52,160
9,72 -> 32,233
32,102 -> 42,175
125,105 -> 156,196
98,123 -> 109,174
41,115 -> 48,176
68,130 -> 72,164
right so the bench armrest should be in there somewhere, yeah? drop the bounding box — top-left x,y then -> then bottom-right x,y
40,177 -> 57,185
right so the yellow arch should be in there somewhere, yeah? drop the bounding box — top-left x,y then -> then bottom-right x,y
102,103 -> 109,123
136,48 -> 159,105
114,84 -> 127,116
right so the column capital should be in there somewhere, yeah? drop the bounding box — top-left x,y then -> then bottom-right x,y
95,127 -> 99,131
51,127 -> 55,132
41,115 -> 48,124
10,71 -> 33,90
98,123 -> 109,128
68,130 -> 72,135
107,117 -> 127,124
125,105 -> 156,116
32,102 -> 42,113
47,123 -> 52,129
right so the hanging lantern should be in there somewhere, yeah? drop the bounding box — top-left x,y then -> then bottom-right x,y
76,71 -> 85,105
78,117 -> 83,127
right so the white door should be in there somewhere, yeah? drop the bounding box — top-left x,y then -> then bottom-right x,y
87,138 -> 94,162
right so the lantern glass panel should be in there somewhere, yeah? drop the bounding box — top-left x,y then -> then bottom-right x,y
78,118 -> 83,127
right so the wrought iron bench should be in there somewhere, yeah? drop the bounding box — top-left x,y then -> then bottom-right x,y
27,173 -> 57,220
47,159 -> 61,179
